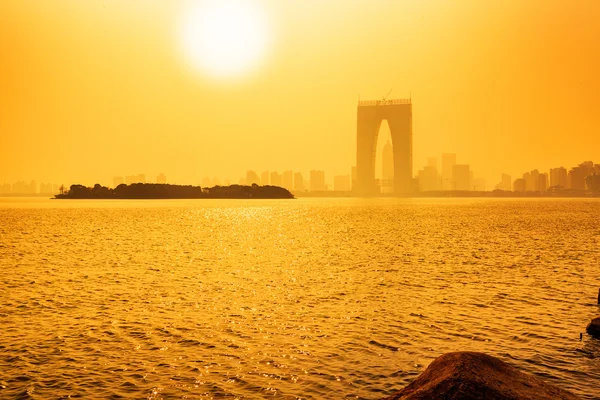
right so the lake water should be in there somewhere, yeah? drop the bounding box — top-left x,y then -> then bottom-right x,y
1,197 -> 600,399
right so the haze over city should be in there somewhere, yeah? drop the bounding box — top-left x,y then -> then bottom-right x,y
3,2 -> 600,399
1,0 -> 599,188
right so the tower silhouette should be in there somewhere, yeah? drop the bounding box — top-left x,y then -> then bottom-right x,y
356,98 -> 412,195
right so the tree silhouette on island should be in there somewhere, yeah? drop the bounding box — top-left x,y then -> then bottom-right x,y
54,183 -> 294,199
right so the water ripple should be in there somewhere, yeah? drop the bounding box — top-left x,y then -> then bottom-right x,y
0,198 -> 599,398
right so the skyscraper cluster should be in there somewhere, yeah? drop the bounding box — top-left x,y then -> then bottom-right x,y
509,161 -> 599,193
0,181 -> 54,195
238,169 -> 348,192
414,153 -> 485,192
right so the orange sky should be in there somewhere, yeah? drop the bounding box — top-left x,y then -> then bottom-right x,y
1,0 -> 599,187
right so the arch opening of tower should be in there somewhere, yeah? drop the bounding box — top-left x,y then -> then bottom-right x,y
375,119 -> 394,194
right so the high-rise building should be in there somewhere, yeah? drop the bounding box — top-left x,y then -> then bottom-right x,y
261,171 -> 270,186
202,176 -> 212,188
246,170 -> 260,185
12,181 -> 28,194
417,166 -> 441,192
513,178 -> 526,192
333,175 -> 351,191
282,170 -> 293,190
442,153 -> 456,190
452,164 -> 471,190
382,141 -> 394,180
309,170 -> 326,191
212,177 -> 221,186
137,174 -> 146,184
156,173 -> 166,184
294,172 -> 304,191
525,169 -> 539,191
356,99 -> 412,195
39,183 -> 54,194
550,167 -> 567,189
380,141 -> 394,193
538,173 -> 548,192
568,162 -> 594,190
496,173 -> 511,191
113,176 -> 124,188
270,171 -> 282,187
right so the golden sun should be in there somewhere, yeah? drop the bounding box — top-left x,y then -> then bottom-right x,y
180,0 -> 270,79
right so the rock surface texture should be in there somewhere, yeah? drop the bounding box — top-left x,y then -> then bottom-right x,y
384,352 -> 579,400
586,316 -> 600,337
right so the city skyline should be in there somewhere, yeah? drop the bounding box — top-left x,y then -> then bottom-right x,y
3,154 -> 598,195
2,1 -> 599,187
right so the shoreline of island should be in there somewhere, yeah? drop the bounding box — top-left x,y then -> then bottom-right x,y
53,183 -> 294,199
32,183 -> 600,200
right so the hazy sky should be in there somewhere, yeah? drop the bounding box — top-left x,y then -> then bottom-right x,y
1,0 -> 599,187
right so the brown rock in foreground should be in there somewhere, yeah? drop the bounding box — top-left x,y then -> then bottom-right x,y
385,352 -> 578,400
586,316 -> 600,337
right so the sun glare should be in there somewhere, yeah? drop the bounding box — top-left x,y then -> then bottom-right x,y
180,0 -> 270,79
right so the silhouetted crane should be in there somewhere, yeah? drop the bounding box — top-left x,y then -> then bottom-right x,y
382,88 -> 393,101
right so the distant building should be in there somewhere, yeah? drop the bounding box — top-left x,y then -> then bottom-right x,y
549,167 -> 567,189
113,176 -> 124,187
525,169 -> 539,192
29,180 -> 37,194
382,141 -> 394,180
495,173 -> 511,191
381,141 -> 394,193
513,178 -> 526,192
212,177 -> 221,186
309,170 -> 326,191
126,175 -> 140,185
202,176 -> 212,188
156,173 -> 166,184
522,172 -> 530,190
39,183 -> 55,194
442,153 -> 456,190
12,181 -> 28,194
417,165 -> 441,192
270,171 -> 282,187
538,173 -> 548,193
261,171 -> 270,186
333,175 -> 351,191
137,174 -> 146,184
294,172 -> 304,191
452,164 -> 471,190
282,170 -> 293,190
246,170 -> 260,185
568,162 -> 594,190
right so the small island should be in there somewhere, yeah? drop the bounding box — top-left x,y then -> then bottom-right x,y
54,183 -> 294,199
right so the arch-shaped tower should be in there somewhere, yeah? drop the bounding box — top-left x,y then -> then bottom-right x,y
356,98 -> 412,195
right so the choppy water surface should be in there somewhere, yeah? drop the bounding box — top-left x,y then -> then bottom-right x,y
1,198 -> 600,399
